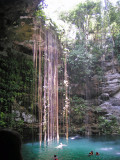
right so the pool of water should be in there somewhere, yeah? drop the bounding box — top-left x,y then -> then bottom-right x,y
22,135 -> 120,160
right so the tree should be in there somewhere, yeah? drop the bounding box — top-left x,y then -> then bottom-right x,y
60,0 -> 101,41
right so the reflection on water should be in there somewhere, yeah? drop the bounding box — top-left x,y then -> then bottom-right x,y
100,147 -> 113,151
22,136 -> 120,160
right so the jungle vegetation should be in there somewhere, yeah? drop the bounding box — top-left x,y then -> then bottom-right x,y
1,0 -> 120,137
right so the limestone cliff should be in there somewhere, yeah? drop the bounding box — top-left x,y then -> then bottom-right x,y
0,0 -> 42,55
0,0 -> 42,137
69,53 -> 120,135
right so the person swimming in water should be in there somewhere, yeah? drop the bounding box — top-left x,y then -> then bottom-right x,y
55,143 -> 67,149
53,155 -> 58,160
96,152 -> 100,155
88,151 -> 93,156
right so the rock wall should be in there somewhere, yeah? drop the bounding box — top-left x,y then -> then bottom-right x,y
98,58 -> 120,125
0,0 -> 41,134
89,57 -> 120,135
69,55 -> 120,135
0,0 -> 42,55
0,0 -> 63,141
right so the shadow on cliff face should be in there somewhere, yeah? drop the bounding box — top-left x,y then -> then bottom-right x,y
0,0 -> 40,39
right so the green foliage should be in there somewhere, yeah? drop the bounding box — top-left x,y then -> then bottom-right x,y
114,33 -> 120,64
102,0 -> 120,38
0,112 -> 7,127
98,116 -> 118,134
109,1 -> 120,34
68,44 -> 90,83
71,95 -> 87,109
69,96 -> 89,134
68,42 -> 103,83
35,1 -> 47,22
60,0 -> 120,135
0,50 -> 33,131
90,43 -> 103,77
0,111 -> 24,134
35,9 -> 46,22
60,0 -> 101,38
10,116 -> 24,133
70,96 -> 87,125
60,0 -> 103,84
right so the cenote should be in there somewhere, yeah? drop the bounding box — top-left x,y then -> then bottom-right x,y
1,1 -> 120,160
22,135 -> 120,160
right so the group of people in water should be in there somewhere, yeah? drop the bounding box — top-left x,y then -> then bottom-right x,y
53,151 -> 100,160
0,129 -> 100,160
88,151 -> 100,156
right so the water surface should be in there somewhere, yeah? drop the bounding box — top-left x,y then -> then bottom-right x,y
22,136 -> 120,160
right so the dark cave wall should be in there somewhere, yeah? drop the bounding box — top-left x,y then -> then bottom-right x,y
0,0 -> 42,134
0,0 -> 41,40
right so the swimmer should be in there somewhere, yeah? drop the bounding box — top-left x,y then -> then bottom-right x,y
60,143 -> 67,146
53,155 -> 58,160
55,143 -> 67,149
96,152 -> 100,155
88,151 -> 93,156
55,143 -> 63,149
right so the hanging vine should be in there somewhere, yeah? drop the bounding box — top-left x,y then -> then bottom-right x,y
33,19 -> 62,143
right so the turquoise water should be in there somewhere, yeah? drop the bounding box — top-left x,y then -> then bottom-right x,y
22,136 -> 120,160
